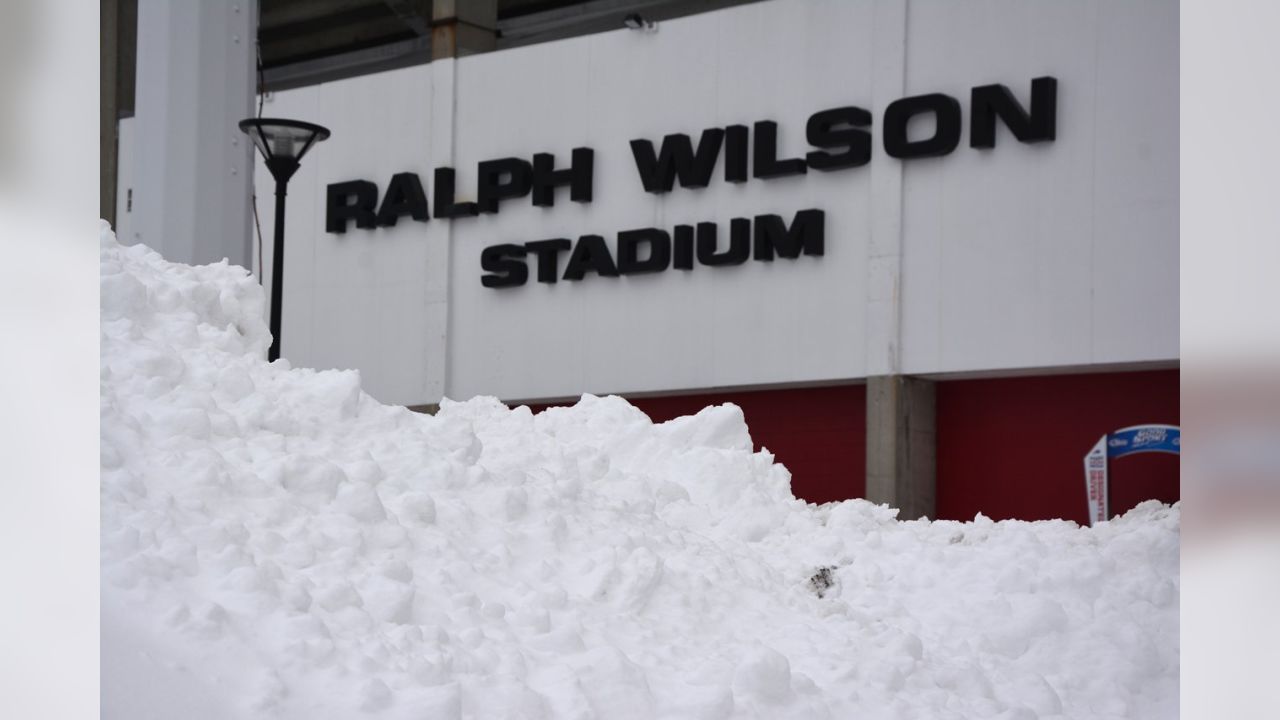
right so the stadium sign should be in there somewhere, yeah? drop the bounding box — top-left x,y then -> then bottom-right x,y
323,77 -> 1058,287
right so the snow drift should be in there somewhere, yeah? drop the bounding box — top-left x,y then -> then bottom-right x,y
100,222 -> 1179,719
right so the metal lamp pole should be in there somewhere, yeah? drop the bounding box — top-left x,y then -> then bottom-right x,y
266,157 -> 296,362
238,118 -> 330,362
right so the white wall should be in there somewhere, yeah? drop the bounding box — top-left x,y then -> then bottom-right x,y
897,0 -> 1179,376
448,1 -> 883,401
256,0 -> 1178,407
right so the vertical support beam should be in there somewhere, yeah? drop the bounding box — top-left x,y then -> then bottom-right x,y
101,0 -> 119,227
431,0 -> 497,60
866,0 -> 907,377
117,0 -> 138,121
130,0 -> 256,266
425,59 -> 457,402
866,375 -> 937,520
861,1 -> 937,518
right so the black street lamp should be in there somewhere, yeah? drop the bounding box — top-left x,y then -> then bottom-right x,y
239,118 -> 330,362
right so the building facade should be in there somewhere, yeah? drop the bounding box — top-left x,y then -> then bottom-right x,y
121,0 -> 1180,523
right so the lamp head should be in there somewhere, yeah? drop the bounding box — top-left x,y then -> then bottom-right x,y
239,118 -> 330,183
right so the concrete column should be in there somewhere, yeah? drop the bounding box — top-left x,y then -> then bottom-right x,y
431,0 -> 497,60
129,0 -> 256,267
866,375 -> 937,520
860,2 -> 937,520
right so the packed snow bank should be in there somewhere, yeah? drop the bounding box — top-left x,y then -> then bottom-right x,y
101,222 -> 1179,720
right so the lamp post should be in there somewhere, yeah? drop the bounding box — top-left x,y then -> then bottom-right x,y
238,118 -> 330,362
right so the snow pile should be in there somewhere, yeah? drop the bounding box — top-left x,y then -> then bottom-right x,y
101,222 -> 1179,720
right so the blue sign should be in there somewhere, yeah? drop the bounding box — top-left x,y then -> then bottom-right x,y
1106,424 -> 1180,459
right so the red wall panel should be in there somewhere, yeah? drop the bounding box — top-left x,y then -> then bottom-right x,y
527,385 -> 866,505
935,369 -> 1180,524
524,369 -> 1176,522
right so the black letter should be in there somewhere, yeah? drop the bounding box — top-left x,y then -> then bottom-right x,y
696,220 -> 751,266
375,173 -> 429,227
673,225 -> 694,270
433,167 -> 478,218
476,158 -> 533,213
883,93 -> 962,159
724,125 -> 749,183
629,129 -> 725,193
532,148 -> 594,206
563,236 -> 619,281
481,244 -> 528,288
524,239 -> 572,283
753,121 -> 808,179
806,107 -> 872,171
754,209 -> 825,260
616,229 -> 671,275
326,180 -> 378,233
970,76 -> 1057,148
